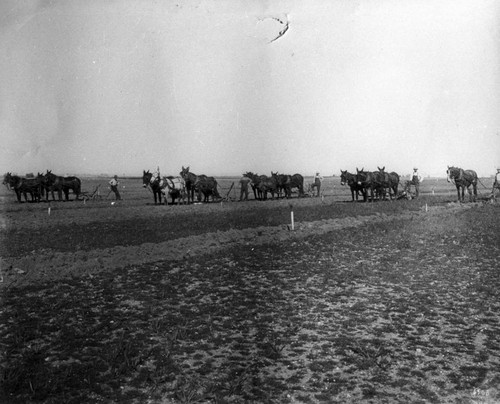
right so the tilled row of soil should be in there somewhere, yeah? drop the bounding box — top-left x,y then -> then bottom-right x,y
0,202 -> 476,289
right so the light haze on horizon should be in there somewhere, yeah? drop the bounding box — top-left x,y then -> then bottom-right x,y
1,0 -> 499,178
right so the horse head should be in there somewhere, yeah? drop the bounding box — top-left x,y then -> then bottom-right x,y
376,166 -> 390,184
446,166 -> 458,183
180,166 -> 190,179
340,170 -> 347,185
44,170 -> 57,185
356,168 -> 368,185
142,170 -> 152,188
3,172 -> 12,189
37,172 -> 48,187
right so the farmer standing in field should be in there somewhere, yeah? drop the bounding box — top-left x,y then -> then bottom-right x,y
411,168 -> 422,197
311,172 -> 323,197
239,174 -> 253,201
109,175 -> 121,200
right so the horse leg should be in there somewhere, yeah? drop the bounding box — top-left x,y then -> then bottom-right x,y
251,186 -> 256,200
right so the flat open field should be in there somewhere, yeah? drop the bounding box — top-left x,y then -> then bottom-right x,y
1,175 -> 499,403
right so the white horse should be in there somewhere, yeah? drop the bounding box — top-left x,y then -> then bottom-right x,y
160,176 -> 187,205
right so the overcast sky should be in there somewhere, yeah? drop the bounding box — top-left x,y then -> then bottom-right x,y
1,0 -> 499,178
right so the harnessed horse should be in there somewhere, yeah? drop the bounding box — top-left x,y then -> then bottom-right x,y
340,170 -> 366,201
269,172 -> 301,199
43,170 -> 81,201
195,176 -> 221,202
274,173 -> 304,198
446,166 -> 478,202
244,171 -> 265,200
377,166 -> 400,200
180,166 -> 220,203
162,176 -> 187,205
142,170 -> 164,204
3,172 -> 43,202
258,174 -> 279,200
271,172 -> 289,198
356,168 -> 385,202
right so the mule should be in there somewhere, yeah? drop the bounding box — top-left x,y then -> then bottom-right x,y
376,166 -> 399,200
3,172 -> 43,202
446,166 -> 478,202
44,170 -> 81,201
258,174 -> 279,200
280,173 -> 304,198
387,171 -> 400,198
180,166 -> 198,204
162,176 -> 187,205
180,166 -> 220,203
195,176 -> 221,202
244,171 -> 265,200
356,168 -> 383,202
340,170 -> 366,201
271,172 -> 288,198
142,170 -> 164,204
270,172 -> 304,199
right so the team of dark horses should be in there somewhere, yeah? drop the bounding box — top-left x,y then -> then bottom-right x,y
340,166 -> 401,202
341,165 -> 479,203
142,167 -> 306,205
3,165 -> 480,204
2,171 -> 81,203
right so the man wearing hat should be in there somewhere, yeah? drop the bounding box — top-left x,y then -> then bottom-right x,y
109,175 -> 122,200
238,174 -> 253,201
311,172 -> 323,197
411,168 -> 422,197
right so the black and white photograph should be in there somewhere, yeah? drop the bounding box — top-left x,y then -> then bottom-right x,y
1,1 -> 499,402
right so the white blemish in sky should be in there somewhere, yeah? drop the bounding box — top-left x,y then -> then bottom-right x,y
0,0 -> 499,177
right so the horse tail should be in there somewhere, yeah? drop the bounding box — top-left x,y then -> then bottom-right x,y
214,179 -> 221,198
75,177 -> 82,196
